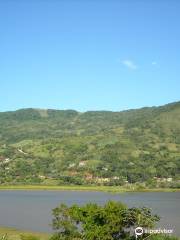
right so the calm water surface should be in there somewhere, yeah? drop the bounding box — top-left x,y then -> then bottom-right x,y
0,191 -> 179,236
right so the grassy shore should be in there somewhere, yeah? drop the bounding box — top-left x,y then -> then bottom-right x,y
0,185 -> 179,192
0,226 -> 50,240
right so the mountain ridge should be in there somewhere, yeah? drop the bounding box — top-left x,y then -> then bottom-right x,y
0,100 -> 179,114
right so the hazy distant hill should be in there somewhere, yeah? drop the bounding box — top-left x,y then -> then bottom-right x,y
0,101 -> 179,186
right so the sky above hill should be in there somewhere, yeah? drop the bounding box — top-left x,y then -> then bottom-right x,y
0,0 -> 179,112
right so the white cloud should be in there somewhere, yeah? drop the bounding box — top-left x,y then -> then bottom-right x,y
122,60 -> 137,70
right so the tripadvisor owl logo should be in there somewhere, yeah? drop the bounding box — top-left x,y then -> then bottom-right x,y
135,227 -> 144,238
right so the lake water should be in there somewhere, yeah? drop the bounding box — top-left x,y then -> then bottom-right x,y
0,191 -> 179,236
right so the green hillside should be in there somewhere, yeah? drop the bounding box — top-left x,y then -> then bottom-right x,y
0,102 -> 180,187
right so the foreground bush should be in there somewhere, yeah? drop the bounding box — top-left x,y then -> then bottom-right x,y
50,201 -> 179,240
50,201 -> 162,240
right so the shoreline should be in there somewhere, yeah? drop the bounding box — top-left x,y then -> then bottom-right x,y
0,226 -> 50,240
0,185 -> 179,192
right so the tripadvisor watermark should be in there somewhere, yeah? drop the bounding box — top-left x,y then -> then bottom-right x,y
134,227 -> 174,238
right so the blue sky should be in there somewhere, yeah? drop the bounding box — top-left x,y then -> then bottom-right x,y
0,0 -> 179,112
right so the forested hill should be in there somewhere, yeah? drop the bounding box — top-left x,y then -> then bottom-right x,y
0,101 -> 180,186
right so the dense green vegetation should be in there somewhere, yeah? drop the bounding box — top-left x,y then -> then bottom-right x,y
50,201 -> 160,240
0,101 -> 180,187
49,200 -> 179,240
